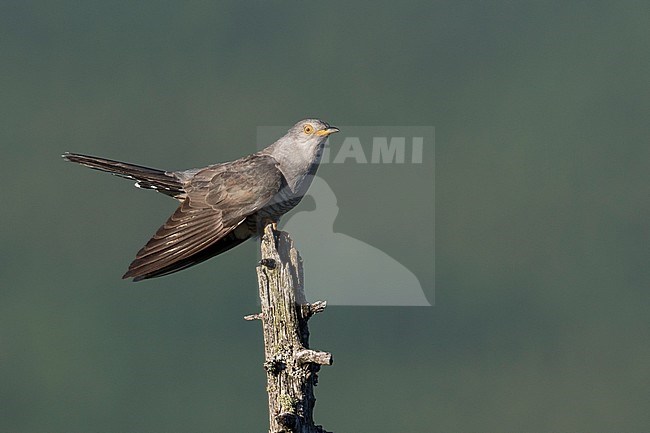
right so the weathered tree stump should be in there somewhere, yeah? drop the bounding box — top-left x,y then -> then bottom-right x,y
245,224 -> 333,433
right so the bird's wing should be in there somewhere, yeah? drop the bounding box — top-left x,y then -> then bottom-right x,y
123,154 -> 283,280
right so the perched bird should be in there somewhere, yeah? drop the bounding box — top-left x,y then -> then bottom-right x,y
63,119 -> 339,281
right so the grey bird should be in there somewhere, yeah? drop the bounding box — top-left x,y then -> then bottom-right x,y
63,119 -> 339,281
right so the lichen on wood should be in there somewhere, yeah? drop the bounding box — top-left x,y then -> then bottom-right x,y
247,224 -> 332,433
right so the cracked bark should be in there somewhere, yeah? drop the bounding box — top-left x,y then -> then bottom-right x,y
246,224 -> 333,433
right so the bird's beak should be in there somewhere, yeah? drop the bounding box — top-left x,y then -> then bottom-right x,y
316,126 -> 340,137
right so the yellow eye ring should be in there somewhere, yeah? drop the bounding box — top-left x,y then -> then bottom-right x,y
303,124 -> 314,134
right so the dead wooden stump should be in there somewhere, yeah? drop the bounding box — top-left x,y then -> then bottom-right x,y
245,224 -> 333,433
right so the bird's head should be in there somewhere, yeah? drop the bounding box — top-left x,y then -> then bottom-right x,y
265,119 -> 339,191
266,119 -> 339,175
286,119 -> 339,150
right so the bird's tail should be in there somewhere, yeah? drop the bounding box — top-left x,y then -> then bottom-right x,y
62,152 -> 184,197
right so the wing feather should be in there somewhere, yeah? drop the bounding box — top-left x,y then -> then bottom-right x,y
123,154 -> 283,280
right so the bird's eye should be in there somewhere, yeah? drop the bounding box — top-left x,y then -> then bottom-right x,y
303,124 -> 314,134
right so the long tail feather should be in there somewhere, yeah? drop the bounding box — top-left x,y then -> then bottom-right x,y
62,152 -> 184,197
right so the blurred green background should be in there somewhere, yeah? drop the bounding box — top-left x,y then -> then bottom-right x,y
1,1 -> 649,432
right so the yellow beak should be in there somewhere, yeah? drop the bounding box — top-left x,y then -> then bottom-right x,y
316,126 -> 340,137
